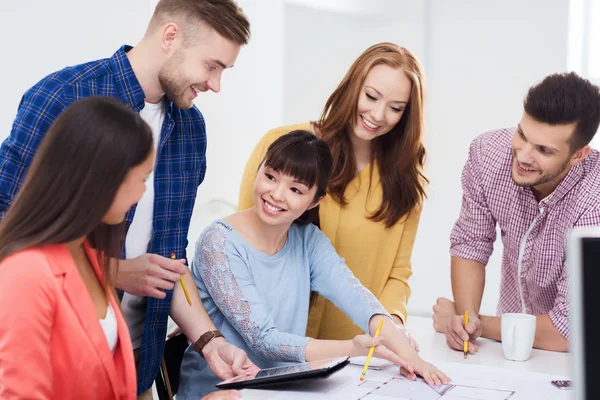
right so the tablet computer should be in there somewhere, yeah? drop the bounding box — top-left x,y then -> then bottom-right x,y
215,356 -> 350,390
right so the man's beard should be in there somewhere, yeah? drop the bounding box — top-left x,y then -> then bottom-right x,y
511,158 -> 570,188
157,51 -> 193,110
158,70 -> 191,110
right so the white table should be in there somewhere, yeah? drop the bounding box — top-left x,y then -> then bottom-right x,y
402,316 -> 571,377
240,316 -> 572,399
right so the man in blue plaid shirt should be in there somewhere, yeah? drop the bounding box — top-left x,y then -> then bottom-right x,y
0,0 -> 256,397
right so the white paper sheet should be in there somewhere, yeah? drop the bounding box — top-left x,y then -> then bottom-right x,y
240,360 -> 573,400
357,361 -> 571,400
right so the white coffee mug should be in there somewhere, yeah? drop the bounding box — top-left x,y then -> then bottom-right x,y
501,313 -> 536,361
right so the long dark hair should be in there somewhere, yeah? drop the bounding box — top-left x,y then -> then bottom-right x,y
261,130 -> 333,225
0,96 -> 153,290
317,42 -> 428,227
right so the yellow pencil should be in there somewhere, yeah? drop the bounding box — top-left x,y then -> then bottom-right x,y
171,253 -> 191,306
463,311 -> 469,359
360,319 -> 384,381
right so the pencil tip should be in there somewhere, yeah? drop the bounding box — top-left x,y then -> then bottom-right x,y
464,352 -> 467,359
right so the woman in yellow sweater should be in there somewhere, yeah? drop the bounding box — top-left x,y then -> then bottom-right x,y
238,42 -> 427,343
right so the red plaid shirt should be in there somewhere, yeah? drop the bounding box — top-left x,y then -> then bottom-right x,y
450,128 -> 600,340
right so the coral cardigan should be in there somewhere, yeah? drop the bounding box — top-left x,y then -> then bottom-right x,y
238,123 -> 421,340
0,241 -> 136,399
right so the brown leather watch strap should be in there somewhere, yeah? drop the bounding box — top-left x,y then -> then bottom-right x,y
194,330 -> 224,357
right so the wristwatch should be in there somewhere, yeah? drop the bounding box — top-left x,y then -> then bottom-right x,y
194,330 -> 224,357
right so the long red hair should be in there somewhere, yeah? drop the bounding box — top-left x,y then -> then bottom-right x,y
317,42 -> 427,227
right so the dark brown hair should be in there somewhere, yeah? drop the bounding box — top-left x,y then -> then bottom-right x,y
317,42 -> 428,228
150,0 -> 251,46
0,96 -> 153,291
524,72 -> 600,151
261,130 -> 333,225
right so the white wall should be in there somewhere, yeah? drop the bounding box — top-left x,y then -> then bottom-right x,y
282,1 -> 428,123
0,0 -> 151,138
1,0 -> 573,318
418,0 -> 570,316
278,0 -> 570,317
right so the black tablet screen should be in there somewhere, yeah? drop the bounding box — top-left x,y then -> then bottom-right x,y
216,357 -> 349,389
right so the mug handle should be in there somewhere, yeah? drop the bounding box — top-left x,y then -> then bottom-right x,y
505,325 -> 516,356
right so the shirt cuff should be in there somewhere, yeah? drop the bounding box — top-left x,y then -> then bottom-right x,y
363,310 -> 392,335
548,308 -> 571,341
287,337 -> 310,363
450,244 -> 492,265
389,307 -> 407,325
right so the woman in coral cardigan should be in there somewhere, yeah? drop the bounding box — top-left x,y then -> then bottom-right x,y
0,96 -> 240,400
238,43 -> 427,345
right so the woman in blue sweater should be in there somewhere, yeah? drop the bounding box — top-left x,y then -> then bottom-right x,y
178,130 -> 448,398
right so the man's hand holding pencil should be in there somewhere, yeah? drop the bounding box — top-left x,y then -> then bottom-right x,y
432,297 -> 483,354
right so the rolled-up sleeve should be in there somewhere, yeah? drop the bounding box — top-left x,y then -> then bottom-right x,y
450,137 -> 497,265
548,263 -> 570,340
553,208 -> 600,340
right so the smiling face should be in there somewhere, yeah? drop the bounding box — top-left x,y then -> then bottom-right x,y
157,25 -> 240,109
252,163 -> 321,227
511,112 -> 589,197
350,63 -> 412,142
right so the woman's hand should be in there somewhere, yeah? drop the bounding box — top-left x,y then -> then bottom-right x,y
352,334 -> 449,385
365,317 -> 451,386
406,356 -> 450,385
351,335 -> 414,374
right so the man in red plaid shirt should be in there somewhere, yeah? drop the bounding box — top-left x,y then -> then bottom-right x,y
433,72 -> 600,353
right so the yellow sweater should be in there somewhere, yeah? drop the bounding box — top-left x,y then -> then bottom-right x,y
237,123 -> 421,340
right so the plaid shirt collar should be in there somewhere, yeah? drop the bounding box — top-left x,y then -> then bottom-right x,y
110,45 -> 177,146
109,45 -> 148,113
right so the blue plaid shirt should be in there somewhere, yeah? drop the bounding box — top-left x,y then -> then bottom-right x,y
0,46 -> 207,394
